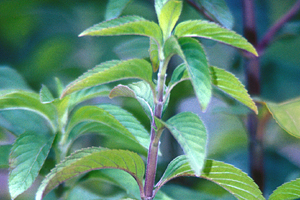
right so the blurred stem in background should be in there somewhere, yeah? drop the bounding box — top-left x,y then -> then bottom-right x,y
242,0 -> 300,193
187,0 -> 300,194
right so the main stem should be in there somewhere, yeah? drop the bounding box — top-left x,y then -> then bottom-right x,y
144,60 -> 167,199
242,0 -> 264,192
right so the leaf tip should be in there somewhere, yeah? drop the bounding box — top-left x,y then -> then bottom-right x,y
254,106 -> 258,115
252,49 -> 259,57
78,32 -> 86,37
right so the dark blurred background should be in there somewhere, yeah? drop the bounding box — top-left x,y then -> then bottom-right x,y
1,0 -> 300,199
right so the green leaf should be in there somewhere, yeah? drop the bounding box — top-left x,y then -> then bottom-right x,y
266,98 -> 300,138
196,0 -> 234,29
0,66 -> 30,90
35,147 -> 145,200
9,132 -> 55,199
155,0 -> 169,18
40,85 -> 54,104
0,90 -> 57,132
163,36 -> 184,62
61,59 -> 155,98
149,38 -> 160,72
163,112 -> 207,176
158,0 -> 183,40
79,16 -> 163,46
109,81 -> 155,120
156,157 -> 265,200
66,105 -> 149,155
0,145 -> 11,168
105,0 -> 133,20
174,20 -> 258,56
54,77 -> 64,97
202,160 -> 265,200
269,178 -> 300,200
209,66 -> 258,114
178,37 -> 211,110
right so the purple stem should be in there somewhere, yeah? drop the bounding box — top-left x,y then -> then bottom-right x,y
242,0 -> 264,191
257,0 -> 300,55
144,121 -> 160,198
242,0 -> 300,192
144,72 -> 165,199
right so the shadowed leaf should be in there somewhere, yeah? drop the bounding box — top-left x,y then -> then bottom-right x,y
114,37 -> 150,60
196,0 -> 234,29
0,66 -> 30,90
105,0 -> 133,20
0,145 -> 11,168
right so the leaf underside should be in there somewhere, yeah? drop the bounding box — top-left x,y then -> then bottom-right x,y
164,112 -> 207,176
0,90 -> 57,131
35,147 -> 145,200
157,156 -> 265,200
178,37 -> 211,110
266,98 -> 300,138
98,104 -> 150,151
66,105 -> 149,155
9,132 -> 55,199
109,81 -> 155,120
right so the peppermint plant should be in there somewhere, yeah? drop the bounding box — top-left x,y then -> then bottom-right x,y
0,0 -> 276,199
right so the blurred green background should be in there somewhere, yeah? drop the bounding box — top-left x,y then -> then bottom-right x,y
1,0 -> 300,199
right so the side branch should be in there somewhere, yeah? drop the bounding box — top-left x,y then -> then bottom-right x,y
186,0 -> 217,23
257,0 -> 300,55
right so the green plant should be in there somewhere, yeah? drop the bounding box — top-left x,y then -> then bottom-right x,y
1,0 -> 300,200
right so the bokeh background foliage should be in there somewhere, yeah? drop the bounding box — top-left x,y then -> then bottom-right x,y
0,0 -> 300,199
